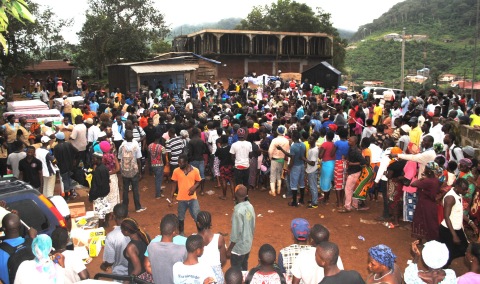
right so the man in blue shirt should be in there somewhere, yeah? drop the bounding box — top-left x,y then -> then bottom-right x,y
89,97 -> 99,113
277,130 -> 306,207
295,101 -> 305,120
0,213 -> 37,284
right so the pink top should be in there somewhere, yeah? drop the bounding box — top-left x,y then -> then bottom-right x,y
457,272 -> 480,284
402,160 -> 418,193
353,118 -> 363,135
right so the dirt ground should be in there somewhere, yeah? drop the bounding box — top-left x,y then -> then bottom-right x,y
70,174 -> 469,280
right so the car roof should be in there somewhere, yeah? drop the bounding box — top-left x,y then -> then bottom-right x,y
0,179 -> 39,198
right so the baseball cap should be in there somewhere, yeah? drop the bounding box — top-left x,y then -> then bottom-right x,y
213,115 -> 221,121
277,125 -> 286,135
400,124 -> 411,133
463,146 -> 475,157
409,116 -> 418,123
55,132 -> 65,140
84,118 -> 94,125
291,218 -> 310,241
41,136 -> 50,143
237,128 -> 246,138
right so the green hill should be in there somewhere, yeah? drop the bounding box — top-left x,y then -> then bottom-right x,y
346,0 -> 479,89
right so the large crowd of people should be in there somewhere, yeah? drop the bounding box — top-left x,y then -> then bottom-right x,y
1,77 -> 480,283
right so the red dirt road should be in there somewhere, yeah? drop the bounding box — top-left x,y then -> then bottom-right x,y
72,175 -> 468,280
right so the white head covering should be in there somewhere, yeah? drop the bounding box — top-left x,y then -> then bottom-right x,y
422,240 -> 449,269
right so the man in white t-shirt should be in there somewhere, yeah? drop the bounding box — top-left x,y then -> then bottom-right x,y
51,227 -> 89,284
291,224 -> 344,284
172,235 -> 216,284
230,128 -> 252,187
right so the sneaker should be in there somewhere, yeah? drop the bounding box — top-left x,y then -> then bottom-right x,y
155,194 -> 165,199
136,207 -> 147,213
307,204 -> 318,209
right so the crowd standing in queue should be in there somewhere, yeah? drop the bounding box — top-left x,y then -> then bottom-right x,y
1,76 -> 480,284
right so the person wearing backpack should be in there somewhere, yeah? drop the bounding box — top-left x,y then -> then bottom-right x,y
0,213 -> 37,284
118,130 -> 146,213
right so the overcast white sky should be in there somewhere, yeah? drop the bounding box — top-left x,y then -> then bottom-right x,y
36,0 -> 404,43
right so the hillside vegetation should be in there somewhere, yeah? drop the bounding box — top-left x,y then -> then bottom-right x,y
346,0 -> 479,88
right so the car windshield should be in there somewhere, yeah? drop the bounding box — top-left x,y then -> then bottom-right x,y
8,199 -> 50,232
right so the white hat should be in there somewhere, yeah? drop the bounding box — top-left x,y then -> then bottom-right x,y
44,118 -> 53,124
84,118 -> 94,125
213,115 -> 221,121
400,124 -> 411,133
422,240 -> 449,269
41,136 -> 50,143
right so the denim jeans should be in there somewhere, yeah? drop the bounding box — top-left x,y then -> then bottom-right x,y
307,171 -> 318,205
177,199 -> 200,222
289,165 -> 305,190
122,174 -> 142,210
152,166 -> 164,197
284,174 -> 292,198
60,171 -> 72,193
231,252 -> 250,271
190,160 -> 205,179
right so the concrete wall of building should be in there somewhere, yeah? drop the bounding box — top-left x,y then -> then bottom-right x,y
459,124 -> 480,159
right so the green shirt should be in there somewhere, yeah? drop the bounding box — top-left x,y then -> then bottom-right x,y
230,200 -> 255,255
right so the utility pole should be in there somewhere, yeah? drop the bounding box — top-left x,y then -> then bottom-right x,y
472,0 -> 479,95
401,27 -> 406,90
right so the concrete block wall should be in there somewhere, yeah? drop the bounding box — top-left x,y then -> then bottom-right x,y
459,125 -> 480,159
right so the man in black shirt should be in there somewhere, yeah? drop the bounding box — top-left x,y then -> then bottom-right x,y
53,132 -> 77,199
89,152 -> 110,228
317,242 -> 365,284
339,136 -> 367,213
188,127 -> 207,195
143,117 -> 157,175
18,146 -> 42,190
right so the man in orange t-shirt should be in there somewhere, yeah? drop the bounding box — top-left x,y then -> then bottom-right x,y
169,154 -> 201,235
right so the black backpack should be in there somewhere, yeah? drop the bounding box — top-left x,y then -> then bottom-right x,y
0,238 -> 35,283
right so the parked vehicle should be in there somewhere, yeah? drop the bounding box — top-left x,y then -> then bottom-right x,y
0,179 -> 67,238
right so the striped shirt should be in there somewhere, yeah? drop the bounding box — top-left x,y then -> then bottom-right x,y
132,126 -> 145,143
166,136 -> 186,166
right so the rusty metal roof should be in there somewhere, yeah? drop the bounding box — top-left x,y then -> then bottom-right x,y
24,60 -> 76,71
130,64 -> 198,74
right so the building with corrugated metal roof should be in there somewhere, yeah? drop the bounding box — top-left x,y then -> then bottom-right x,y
107,52 -> 220,94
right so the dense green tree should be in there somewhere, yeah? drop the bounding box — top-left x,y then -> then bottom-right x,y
77,0 -> 169,79
0,2 -> 69,93
236,0 -> 346,71
0,0 -> 34,52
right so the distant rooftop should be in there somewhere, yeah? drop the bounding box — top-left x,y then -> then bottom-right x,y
186,29 -> 332,39
25,60 -> 76,71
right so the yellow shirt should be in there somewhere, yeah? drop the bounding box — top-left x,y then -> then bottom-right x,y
470,114 -> 480,127
71,108 -> 83,124
373,106 -> 383,125
409,126 -> 422,147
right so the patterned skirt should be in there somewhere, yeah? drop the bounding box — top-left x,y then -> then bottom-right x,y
213,157 -> 220,177
220,165 -> 234,181
353,166 -> 374,200
93,196 -> 111,220
334,160 -> 347,190
105,174 -> 120,214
